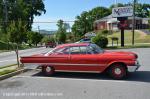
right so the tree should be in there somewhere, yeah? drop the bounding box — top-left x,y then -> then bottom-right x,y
136,3 -> 150,18
7,20 -> 27,68
56,20 -> 67,44
109,3 -> 124,10
64,23 -> 71,32
42,36 -> 55,43
0,0 -> 46,33
27,31 -> 43,46
72,7 -> 111,39
7,20 -> 27,44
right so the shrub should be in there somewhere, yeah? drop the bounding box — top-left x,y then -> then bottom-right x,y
101,29 -> 109,36
92,33 -> 108,48
42,36 -> 55,43
56,32 -> 66,44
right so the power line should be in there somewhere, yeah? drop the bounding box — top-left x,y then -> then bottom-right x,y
0,21 -> 75,23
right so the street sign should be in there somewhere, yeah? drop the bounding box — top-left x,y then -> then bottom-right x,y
112,6 -> 133,17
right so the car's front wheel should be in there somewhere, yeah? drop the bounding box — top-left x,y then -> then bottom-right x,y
42,66 -> 55,76
108,64 -> 127,79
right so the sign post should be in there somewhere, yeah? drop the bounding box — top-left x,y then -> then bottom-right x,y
112,6 -> 133,47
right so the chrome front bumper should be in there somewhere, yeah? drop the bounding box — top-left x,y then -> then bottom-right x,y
127,60 -> 141,72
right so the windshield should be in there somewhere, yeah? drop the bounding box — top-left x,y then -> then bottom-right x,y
89,44 -> 104,54
44,47 -> 58,56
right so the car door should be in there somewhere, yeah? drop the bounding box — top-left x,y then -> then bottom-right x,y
69,46 -> 102,72
46,47 -> 70,71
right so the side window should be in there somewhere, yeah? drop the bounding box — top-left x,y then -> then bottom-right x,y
54,47 -> 70,54
70,47 -> 80,54
79,46 -> 87,54
61,47 -> 70,54
87,46 -> 94,54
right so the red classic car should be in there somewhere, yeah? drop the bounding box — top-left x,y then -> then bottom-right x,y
20,43 -> 140,79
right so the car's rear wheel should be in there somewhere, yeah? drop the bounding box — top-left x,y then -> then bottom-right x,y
42,66 -> 55,76
108,64 -> 127,79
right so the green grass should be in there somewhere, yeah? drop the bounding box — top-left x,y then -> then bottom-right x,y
0,69 -> 17,76
0,64 -> 17,69
107,30 -> 150,44
105,44 -> 150,50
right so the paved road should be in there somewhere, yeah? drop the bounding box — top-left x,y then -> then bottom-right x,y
0,48 -> 150,99
0,47 -> 52,67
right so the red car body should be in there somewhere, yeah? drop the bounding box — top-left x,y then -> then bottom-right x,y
20,43 -> 140,79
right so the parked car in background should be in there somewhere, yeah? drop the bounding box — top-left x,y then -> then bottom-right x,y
20,43 -> 140,79
75,38 -> 92,43
45,41 -> 56,48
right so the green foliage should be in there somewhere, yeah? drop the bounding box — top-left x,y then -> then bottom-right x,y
64,23 -> 71,31
0,69 -> 16,76
27,31 -> 43,46
42,36 -> 55,43
109,3 -> 124,10
72,7 -> 111,39
101,29 -> 109,36
56,32 -> 66,44
92,33 -> 108,48
7,20 -> 27,44
0,0 -> 46,32
56,20 -> 67,44
0,40 -> 19,50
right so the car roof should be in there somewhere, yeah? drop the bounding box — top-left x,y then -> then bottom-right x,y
56,43 -> 90,48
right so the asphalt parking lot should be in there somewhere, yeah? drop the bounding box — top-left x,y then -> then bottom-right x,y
0,48 -> 150,99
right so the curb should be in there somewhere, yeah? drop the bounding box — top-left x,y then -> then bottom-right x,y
0,68 -> 28,81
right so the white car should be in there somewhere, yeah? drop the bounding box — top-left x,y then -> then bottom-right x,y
75,38 -> 92,43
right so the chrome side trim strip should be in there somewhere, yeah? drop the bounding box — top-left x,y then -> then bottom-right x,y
55,70 -> 101,73
23,63 -> 106,66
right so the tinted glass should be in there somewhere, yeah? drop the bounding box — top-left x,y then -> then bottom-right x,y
79,46 -> 87,54
70,47 -> 80,54
87,44 -> 104,54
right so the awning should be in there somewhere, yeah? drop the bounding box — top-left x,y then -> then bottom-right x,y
107,18 -> 119,23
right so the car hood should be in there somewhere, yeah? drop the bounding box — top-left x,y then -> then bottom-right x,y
103,50 -> 138,58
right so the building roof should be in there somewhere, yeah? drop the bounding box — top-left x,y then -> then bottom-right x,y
94,14 -> 143,23
142,18 -> 150,21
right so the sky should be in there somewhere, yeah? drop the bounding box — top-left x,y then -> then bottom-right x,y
32,0 -> 150,31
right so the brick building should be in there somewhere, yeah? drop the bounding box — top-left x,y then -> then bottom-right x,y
94,14 -> 149,31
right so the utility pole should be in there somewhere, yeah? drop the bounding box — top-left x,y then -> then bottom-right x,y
3,0 -> 8,33
38,26 -> 40,33
132,0 -> 135,45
